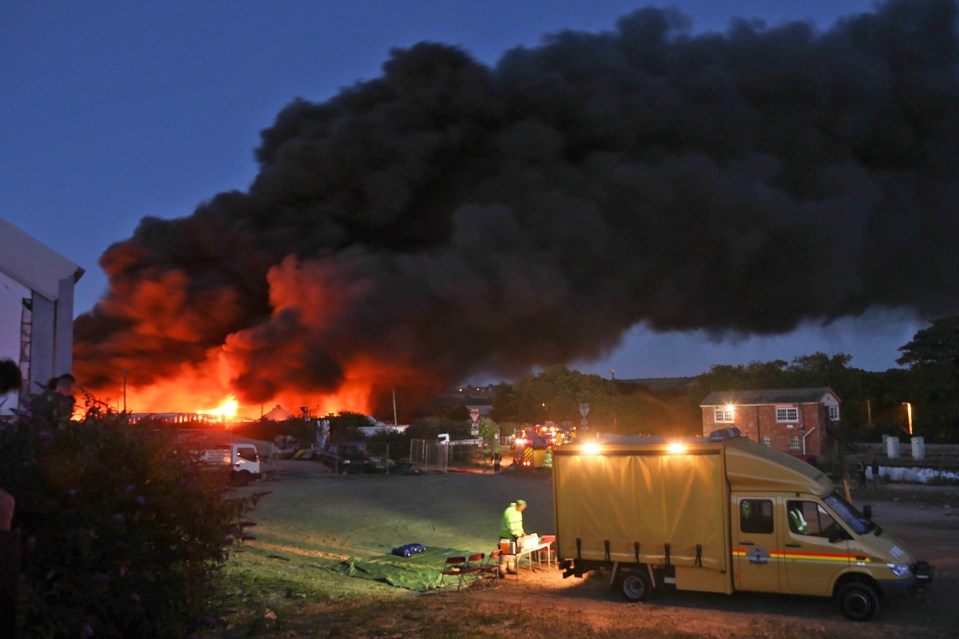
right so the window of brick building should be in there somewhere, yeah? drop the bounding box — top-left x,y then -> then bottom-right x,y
714,408 -> 734,422
776,407 -> 798,422
790,435 -> 800,450
762,435 -> 771,447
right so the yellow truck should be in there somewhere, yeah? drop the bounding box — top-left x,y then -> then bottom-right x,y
553,430 -> 932,620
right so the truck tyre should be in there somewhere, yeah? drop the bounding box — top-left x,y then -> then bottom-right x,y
232,470 -> 251,487
618,569 -> 653,602
836,581 -> 879,621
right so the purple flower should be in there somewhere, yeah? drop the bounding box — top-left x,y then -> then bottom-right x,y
113,513 -> 125,524
35,430 -> 54,444
125,484 -> 136,494
82,623 -> 94,637
117,566 -> 127,578
25,536 -> 36,552
129,592 -> 141,603
135,496 -> 145,506
67,488 -> 78,497
241,533 -> 256,541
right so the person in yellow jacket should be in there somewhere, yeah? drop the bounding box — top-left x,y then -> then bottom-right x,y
498,499 -> 527,575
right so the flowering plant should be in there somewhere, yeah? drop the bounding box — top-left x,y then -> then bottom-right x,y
0,403 -> 262,638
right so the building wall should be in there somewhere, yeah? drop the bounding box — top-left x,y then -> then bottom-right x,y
26,281 -> 75,396
702,403 -> 827,456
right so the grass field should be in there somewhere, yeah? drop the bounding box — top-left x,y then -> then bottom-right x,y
207,460 -> 958,638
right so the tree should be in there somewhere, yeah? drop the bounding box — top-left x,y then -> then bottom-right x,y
897,315 -> 959,399
328,411 -> 372,441
897,315 -> 959,439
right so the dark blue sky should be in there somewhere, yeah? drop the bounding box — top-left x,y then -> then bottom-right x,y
1,1 -> 924,379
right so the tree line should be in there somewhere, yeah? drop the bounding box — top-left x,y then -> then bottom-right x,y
487,315 -> 959,443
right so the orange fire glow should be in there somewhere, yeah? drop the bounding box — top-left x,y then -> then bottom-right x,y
197,396 -> 239,420
100,351 -> 399,420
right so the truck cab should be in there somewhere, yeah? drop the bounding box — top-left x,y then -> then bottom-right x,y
733,490 -> 924,620
201,442 -> 262,486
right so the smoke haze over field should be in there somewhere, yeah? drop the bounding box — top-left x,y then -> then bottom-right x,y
74,0 -> 959,411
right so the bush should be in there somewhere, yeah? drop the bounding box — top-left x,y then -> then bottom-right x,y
0,406 -> 261,638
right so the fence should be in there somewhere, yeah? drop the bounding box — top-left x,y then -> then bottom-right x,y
409,439 -> 449,473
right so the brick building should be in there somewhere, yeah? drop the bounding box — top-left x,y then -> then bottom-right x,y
700,388 -> 840,457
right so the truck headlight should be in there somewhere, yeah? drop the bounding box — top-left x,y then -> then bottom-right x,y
886,563 -> 912,577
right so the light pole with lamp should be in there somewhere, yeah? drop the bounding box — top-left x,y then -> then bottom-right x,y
902,402 -> 913,436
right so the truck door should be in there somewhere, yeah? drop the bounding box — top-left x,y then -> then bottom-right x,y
783,499 -> 849,596
732,497 -> 782,592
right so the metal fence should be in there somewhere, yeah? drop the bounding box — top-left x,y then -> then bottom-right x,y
409,439 -> 449,473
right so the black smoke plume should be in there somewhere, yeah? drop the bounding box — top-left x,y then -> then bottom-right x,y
75,0 -> 959,410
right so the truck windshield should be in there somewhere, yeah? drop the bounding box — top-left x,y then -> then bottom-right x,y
824,493 -> 876,535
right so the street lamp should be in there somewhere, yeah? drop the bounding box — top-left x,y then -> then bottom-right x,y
902,402 -> 913,436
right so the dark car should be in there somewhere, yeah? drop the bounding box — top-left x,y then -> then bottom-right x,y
314,441 -> 370,473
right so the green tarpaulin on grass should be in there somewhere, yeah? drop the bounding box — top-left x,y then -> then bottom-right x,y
335,547 -> 481,592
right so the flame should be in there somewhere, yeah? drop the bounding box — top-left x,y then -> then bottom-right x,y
100,350 -> 384,420
198,395 -> 238,420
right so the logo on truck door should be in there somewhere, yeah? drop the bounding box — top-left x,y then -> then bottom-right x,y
747,545 -> 771,565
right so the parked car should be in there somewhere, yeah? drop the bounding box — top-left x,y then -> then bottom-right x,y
313,441 -> 371,473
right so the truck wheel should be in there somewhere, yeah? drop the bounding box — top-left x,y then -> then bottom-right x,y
232,471 -> 251,487
618,569 -> 653,602
836,581 -> 879,621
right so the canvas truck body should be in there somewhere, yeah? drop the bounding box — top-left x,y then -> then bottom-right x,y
553,434 -> 932,620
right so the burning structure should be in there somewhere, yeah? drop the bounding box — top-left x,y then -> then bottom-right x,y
75,1 -> 959,417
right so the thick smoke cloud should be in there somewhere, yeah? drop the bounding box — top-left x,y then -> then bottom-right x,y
75,0 -> 959,407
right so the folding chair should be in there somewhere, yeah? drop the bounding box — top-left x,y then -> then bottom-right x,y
475,549 -> 502,589
536,535 -> 556,568
440,555 -> 467,590
460,552 -> 485,591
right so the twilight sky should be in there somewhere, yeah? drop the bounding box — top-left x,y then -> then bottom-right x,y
0,0 -> 934,385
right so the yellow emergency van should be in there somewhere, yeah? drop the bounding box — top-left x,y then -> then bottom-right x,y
552,430 -> 932,621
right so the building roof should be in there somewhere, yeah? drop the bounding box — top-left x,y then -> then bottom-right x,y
0,217 -> 84,301
700,387 -> 839,407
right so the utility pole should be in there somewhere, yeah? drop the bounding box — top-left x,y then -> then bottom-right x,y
609,369 -> 618,430
392,388 -> 398,428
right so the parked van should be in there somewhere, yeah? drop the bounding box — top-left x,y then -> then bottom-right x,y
200,442 -> 262,486
553,430 -> 932,620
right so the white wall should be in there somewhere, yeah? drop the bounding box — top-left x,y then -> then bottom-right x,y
0,271 -> 28,414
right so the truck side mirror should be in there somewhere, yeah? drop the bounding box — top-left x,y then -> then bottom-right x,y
863,505 -> 872,521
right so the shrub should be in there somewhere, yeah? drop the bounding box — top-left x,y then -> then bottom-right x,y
0,405 -> 261,638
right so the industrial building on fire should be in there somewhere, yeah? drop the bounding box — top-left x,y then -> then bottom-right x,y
0,217 -> 84,414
